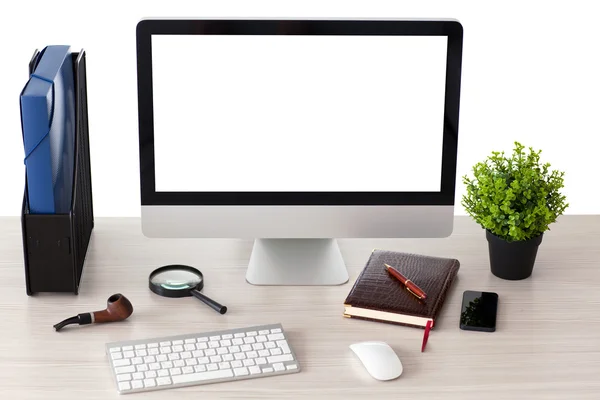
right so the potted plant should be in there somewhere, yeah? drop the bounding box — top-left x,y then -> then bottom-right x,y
462,142 -> 568,280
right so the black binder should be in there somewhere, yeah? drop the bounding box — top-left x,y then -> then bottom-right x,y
21,49 -> 94,295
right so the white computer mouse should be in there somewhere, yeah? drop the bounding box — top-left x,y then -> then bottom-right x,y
349,341 -> 403,381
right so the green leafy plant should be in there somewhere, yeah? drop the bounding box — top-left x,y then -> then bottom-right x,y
462,141 -> 568,242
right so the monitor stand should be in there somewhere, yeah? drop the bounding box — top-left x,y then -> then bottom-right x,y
245,239 -> 349,285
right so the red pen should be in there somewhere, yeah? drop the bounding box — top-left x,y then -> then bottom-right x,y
384,263 -> 427,300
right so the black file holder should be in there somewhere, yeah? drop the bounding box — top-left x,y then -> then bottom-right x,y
21,49 -> 94,295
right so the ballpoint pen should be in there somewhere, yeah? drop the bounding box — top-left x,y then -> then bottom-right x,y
384,263 -> 428,300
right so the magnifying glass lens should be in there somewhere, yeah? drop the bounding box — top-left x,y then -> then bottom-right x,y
150,269 -> 202,290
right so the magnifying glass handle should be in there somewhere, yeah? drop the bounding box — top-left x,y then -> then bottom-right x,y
191,290 -> 228,314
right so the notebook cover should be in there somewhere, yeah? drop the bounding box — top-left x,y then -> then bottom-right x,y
20,45 -> 76,214
343,249 -> 460,329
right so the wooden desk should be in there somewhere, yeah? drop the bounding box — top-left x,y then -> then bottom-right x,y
1,216 -> 599,399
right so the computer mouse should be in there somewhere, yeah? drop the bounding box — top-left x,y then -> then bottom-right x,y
349,341 -> 403,381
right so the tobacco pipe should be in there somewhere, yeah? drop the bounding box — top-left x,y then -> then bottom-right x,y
53,294 -> 134,331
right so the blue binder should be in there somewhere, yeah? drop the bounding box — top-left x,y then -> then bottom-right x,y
20,45 -> 76,214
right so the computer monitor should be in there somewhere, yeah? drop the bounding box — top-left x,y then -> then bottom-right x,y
136,19 -> 463,286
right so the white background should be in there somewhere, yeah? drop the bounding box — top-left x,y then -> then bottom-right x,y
0,0 -> 598,216
153,35 -> 446,192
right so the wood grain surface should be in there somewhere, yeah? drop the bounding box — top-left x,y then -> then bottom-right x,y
1,216 -> 599,399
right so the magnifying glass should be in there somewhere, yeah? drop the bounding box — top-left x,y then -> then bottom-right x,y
149,265 -> 227,314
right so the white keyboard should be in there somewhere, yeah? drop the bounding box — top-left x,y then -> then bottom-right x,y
105,323 -> 301,394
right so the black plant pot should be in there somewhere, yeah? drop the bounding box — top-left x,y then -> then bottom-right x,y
486,230 -> 543,280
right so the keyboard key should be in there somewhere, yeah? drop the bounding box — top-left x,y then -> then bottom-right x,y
209,335 -> 221,341
157,370 -> 169,377
197,337 -> 208,342
160,341 -> 171,347
135,344 -> 146,350
208,341 -> 220,348
232,338 -> 244,346
247,351 -> 258,359
181,351 -> 193,359
268,354 -> 294,364
244,337 -> 256,344
172,345 -> 184,353
133,372 -> 144,380
160,347 -> 172,354
186,358 -> 198,366
234,332 -> 245,338
170,368 -> 182,376
185,338 -> 196,344
145,370 -> 157,379
172,369 -> 234,384
196,342 -> 208,350
234,353 -> 246,360
270,348 -> 283,356
197,357 -> 209,364
157,377 -> 172,386
219,362 -> 231,369
286,364 -> 298,370
265,342 -> 276,349
113,359 -> 130,367
229,345 -> 241,353
111,352 -> 123,360
168,353 -> 180,361
258,330 -> 270,335
222,334 -> 233,339
220,339 -> 232,347
268,333 -> 285,341
258,350 -> 270,357
210,355 -> 222,363
174,360 -> 185,367
231,360 -> 243,368
234,367 -> 249,376
182,366 -> 194,374
273,363 -> 285,372
148,343 -> 159,348
143,378 -> 156,387
136,365 -> 149,372
173,340 -> 184,346
117,373 -> 132,382
131,357 -> 143,365
205,349 -> 217,356
132,380 -> 143,389
194,364 -> 207,373
262,367 -> 274,373
249,365 -> 261,374
243,359 -> 255,367
115,366 -> 136,374
122,346 -> 134,351
123,351 -> 135,358
192,350 -> 204,358
241,345 -> 252,352
253,343 -> 265,351
223,354 -> 234,362
144,356 -> 156,364
256,357 -> 267,365
271,328 -> 282,333
256,335 -> 267,343
246,331 -> 257,337
207,363 -> 218,371
217,348 -> 228,355
149,363 -> 161,371
184,344 -> 196,351
109,347 -> 121,353
156,355 -> 167,362
118,381 -> 131,391
161,361 -> 174,369
148,348 -> 159,356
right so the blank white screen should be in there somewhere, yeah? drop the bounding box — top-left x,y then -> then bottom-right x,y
152,35 -> 447,192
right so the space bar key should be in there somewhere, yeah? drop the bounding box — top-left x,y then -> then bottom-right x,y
172,369 -> 234,384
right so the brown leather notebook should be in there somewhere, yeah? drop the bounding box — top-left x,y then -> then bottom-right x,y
343,249 -> 460,329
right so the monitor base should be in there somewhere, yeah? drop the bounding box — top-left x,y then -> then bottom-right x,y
246,239 -> 349,285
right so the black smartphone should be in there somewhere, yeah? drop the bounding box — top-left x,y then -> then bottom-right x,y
460,290 -> 498,332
